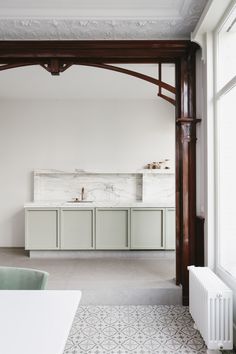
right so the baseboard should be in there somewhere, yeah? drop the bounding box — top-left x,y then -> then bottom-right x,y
29,250 -> 175,259
0,246 -> 24,249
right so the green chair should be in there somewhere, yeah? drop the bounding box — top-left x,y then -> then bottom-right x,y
0,266 -> 49,290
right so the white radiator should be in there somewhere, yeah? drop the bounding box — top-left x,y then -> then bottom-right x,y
188,266 -> 233,350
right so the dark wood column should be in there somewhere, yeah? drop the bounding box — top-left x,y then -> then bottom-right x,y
175,44 -> 199,305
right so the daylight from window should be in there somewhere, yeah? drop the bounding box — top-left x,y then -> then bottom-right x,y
216,4 -> 236,278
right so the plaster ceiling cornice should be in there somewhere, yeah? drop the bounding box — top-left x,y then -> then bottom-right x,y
0,0 -> 208,40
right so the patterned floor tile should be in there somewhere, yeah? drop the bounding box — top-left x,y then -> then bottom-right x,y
63,305 -> 236,354
64,305 -> 212,354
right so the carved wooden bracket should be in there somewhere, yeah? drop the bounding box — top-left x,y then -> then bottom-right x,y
78,62 -> 176,105
157,63 -> 176,106
41,60 -> 73,75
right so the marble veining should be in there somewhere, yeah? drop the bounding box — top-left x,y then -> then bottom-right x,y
33,169 -> 175,206
34,171 -> 142,202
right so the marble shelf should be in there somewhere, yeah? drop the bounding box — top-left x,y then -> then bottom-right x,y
34,169 -> 174,175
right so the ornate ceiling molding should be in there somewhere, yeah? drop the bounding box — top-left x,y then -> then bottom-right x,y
0,0 -> 207,40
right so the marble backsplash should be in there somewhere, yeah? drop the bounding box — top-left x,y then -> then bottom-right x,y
34,169 -> 175,205
142,173 -> 175,204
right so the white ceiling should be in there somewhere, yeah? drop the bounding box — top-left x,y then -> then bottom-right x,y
0,64 -> 175,101
0,0 -> 208,39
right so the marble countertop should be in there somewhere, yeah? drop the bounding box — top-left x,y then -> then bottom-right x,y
24,201 -> 175,208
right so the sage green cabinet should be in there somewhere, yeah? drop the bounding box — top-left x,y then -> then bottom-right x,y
96,208 -> 130,249
25,209 -> 59,250
165,208 -> 175,249
61,208 -> 94,249
131,208 -> 164,249
25,206 -> 175,251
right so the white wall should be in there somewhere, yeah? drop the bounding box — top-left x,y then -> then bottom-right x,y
0,99 -> 175,246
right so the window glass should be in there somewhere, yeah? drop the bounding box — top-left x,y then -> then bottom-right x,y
217,8 -> 236,90
217,85 -> 236,277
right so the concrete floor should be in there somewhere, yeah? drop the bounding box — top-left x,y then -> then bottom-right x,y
0,248 -> 182,305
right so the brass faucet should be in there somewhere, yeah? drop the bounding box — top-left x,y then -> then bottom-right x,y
81,187 -> 85,201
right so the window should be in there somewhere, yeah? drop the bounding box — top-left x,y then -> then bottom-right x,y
215,2 -> 236,278
217,13 -> 236,89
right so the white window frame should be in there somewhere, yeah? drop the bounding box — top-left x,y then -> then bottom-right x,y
214,0 -> 236,289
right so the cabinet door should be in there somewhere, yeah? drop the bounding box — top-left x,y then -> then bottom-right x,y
25,209 -> 59,250
96,208 -> 130,249
131,208 -> 164,249
61,209 -> 94,249
165,208 -> 176,249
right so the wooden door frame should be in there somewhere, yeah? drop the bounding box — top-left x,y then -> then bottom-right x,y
0,40 -> 201,305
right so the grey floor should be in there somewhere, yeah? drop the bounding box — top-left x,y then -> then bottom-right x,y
0,248 -> 181,304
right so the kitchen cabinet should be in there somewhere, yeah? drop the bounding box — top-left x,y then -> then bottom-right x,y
25,206 -> 175,251
131,208 -> 164,249
25,209 -> 59,250
96,208 -> 130,249
165,208 -> 175,249
61,208 -> 94,249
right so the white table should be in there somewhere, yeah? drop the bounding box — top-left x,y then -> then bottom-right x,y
0,290 -> 82,354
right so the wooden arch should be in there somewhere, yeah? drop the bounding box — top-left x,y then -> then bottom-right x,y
0,40 -> 202,305
0,60 -> 176,106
